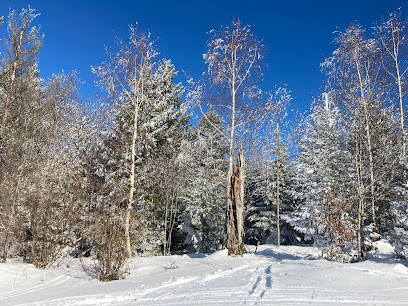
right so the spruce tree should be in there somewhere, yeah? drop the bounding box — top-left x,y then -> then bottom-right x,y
286,95 -> 354,261
180,107 -> 227,253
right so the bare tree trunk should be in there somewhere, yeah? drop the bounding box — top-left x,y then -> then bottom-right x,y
226,75 -> 239,255
167,191 -> 177,256
226,167 -> 235,249
163,189 -> 176,256
357,197 -> 363,261
227,79 -> 236,202
235,149 -> 245,247
226,148 -> 245,255
355,134 -> 364,262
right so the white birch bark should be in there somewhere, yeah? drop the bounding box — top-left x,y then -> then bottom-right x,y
354,54 -> 377,229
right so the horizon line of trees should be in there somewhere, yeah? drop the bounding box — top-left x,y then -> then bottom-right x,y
1,6 -> 408,280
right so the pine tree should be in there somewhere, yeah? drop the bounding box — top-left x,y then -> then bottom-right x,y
245,87 -> 297,247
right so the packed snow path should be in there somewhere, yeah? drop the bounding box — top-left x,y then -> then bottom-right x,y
1,245 -> 408,305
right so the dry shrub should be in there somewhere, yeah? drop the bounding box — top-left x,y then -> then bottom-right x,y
20,166 -> 83,269
81,218 -> 128,281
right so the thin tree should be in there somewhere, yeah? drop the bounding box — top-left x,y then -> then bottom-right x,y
323,24 -> 401,259
322,24 -> 378,231
92,26 -> 157,258
203,19 -> 264,255
269,88 -> 291,247
376,11 -> 407,156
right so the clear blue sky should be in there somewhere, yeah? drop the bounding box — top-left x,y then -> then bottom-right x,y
0,0 -> 407,114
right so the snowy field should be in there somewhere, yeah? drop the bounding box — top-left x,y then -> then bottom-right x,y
1,244 -> 408,305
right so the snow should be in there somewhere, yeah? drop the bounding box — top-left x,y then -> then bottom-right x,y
1,245 -> 408,305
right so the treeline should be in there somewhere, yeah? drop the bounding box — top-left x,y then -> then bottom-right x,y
0,7 -> 408,280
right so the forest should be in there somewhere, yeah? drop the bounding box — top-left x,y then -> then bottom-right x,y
0,6 -> 408,281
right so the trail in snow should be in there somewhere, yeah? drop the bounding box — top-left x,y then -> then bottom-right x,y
1,245 -> 408,305
0,275 -> 69,300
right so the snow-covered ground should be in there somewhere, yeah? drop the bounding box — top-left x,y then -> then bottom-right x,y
1,244 -> 408,305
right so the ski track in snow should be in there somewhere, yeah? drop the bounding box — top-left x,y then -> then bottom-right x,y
0,274 -> 69,300
2,245 -> 408,305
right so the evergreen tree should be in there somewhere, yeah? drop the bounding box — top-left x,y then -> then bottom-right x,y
285,94 -> 354,261
180,108 -> 227,253
246,144 -> 298,245
245,87 -> 297,247
134,59 -> 190,255
97,53 -> 190,256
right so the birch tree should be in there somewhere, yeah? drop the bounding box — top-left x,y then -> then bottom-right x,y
203,19 -> 264,255
375,11 -> 408,156
322,24 -> 401,260
376,12 -> 408,260
322,24 -> 379,232
92,26 -> 157,258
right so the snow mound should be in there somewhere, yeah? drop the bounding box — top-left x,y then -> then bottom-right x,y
372,238 -> 395,258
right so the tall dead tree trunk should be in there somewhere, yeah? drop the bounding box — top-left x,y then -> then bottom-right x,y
203,19 -> 263,256
226,148 -> 245,255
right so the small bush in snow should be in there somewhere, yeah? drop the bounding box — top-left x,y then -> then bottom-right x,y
81,219 -> 128,281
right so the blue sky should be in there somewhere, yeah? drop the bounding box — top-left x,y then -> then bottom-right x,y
0,0 -> 407,114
